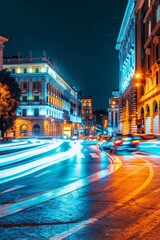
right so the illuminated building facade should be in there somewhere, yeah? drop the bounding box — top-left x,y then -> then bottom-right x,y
108,89 -> 119,135
0,36 -> 9,70
116,0 -> 137,134
3,55 -> 82,137
136,0 -> 160,134
82,96 -> 95,135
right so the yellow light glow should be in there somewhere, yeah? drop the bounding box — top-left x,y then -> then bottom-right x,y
135,73 -> 141,79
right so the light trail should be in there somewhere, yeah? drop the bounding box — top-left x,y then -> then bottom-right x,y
0,140 -> 63,167
0,141 -> 82,184
0,154 -> 120,218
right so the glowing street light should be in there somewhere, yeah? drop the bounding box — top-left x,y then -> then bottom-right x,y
135,73 -> 141,79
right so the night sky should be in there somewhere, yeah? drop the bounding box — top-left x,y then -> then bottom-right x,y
1,0 -> 128,110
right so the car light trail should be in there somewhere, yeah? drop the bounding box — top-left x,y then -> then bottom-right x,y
0,154 -> 121,218
0,141 -> 82,184
0,140 -> 63,167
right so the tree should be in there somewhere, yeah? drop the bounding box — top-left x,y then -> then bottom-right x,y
0,69 -> 21,139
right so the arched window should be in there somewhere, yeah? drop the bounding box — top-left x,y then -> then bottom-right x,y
32,124 -> 41,136
146,104 -> 150,116
140,107 -> 144,117
20,125 -> 28,136
153,101 -> 158,114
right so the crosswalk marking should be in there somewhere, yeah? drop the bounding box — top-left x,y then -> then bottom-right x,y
90,153 -> 99,158
76,153 -> 100,159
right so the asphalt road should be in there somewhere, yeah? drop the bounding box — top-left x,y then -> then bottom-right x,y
0,140 -> 160,239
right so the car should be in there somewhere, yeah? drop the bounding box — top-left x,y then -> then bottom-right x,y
108,134 -> 139,153
99,135 -> 111,150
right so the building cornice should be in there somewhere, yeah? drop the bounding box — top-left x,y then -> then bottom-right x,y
116,0 -> 135,50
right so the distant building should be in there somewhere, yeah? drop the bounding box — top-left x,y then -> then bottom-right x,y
0,36 -> 9,70
93,109 -> 108,135
82,96 -> 95,135
108,89 -> 119,135
3,55 -> 82,138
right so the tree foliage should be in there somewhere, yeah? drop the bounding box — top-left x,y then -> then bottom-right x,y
0,69 -> 21,137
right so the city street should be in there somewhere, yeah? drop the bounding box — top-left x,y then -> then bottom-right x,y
0,140 -> 160,239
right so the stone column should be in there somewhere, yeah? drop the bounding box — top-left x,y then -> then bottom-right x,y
0,36 -> 9,70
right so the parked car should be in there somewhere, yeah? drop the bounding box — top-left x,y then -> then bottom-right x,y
99,135 -> 111,150
108,134 -> 139,153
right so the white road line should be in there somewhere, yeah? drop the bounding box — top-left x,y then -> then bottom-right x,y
0,185 -> 25,195
33,170 -> 51,178
90,153 -> 99,158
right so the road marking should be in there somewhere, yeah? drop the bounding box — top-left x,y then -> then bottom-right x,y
49,156 -> 154,240
33,170 -> 51,178
90,153 -> 99,158
0,156 -> 121,218
0,185 -> 25,195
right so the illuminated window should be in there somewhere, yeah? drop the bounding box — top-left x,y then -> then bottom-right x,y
148,0 -> 151,8
148,20 -> 151,36
157,5 -> 160,22
86,109 -> 89,114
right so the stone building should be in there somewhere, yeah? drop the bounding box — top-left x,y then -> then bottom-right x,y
108,89 -> 119,135
82,96 -> 95,135
116,0 -> 137,134
135,0 -> 160,134
3,55 -> 82,138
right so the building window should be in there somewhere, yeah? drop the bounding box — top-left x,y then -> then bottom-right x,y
22,95 -> 27,102
33,82 -> 40,89
86,102 -> 89,106
35,67 -> 40,73
156,71 -> 159,85
22,82 -> 28,89
86,110 -> 89,114
34,108 -> 39,116
11,68 -> 16,74
22,109 -> 27,116
157,5 -> 160,22
34,95 -> 40,102
148,20 -> 151,37
22,68 -> 28,74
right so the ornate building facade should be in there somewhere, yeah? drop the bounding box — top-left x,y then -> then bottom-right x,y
3,56 -> 82,138
136,0 -> 160,134
116,0 -> 137,134
108,89 -> 119,135
82,96 -> 95,135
